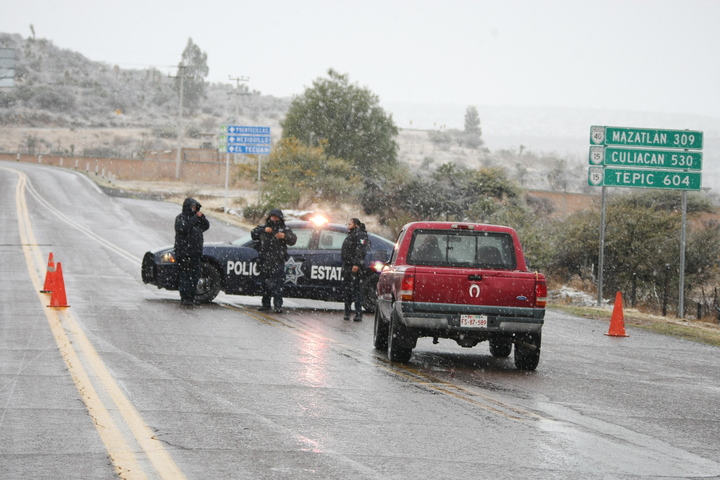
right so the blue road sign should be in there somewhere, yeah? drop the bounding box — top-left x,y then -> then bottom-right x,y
219,125 -> 271,135
219,145 -> 271,154
220,135 -> 271,145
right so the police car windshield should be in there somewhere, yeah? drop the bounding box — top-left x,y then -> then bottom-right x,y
231,233 -> 253,246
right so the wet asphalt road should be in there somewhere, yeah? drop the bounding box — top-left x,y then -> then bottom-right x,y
1,161 -> 720,480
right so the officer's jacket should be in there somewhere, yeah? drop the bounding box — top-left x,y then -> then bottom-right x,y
341,226 -> 368,269
251,211 -> 297,267
174,198 -> 210,259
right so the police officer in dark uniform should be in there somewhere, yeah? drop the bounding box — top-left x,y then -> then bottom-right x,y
341,218 -> 368,321
251,208 -> 297,313
174,198 -> 210,308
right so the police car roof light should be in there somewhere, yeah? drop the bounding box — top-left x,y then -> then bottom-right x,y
310,215 -> 329,226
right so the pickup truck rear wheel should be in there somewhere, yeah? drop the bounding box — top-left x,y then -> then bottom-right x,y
489,338 -> 512,358
514,332 -> 541,371
362,274 -> 379,313
387,312 -> 413,363
373,309 -> 388,351
195,262 -> 222,304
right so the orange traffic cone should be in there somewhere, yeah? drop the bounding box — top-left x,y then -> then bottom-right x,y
47,262 -> 70,308
605,291 -> 628,337
40,252 -> 56,293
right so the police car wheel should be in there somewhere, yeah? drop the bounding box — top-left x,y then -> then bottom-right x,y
195,262 -> 222,303
362,275 -> 379,313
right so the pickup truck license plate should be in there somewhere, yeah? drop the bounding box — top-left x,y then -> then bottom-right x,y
460,314 -> 488,328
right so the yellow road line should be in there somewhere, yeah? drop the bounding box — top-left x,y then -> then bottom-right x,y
6,167 -> 187,480
24,175 -> 140,266
59,309 -> 187,479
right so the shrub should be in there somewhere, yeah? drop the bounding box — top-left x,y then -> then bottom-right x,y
243,203 -> 268,224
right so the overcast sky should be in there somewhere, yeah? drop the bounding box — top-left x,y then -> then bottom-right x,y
3,0 -> 720,120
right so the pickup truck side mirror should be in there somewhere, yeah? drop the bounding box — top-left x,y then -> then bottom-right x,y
373,249 -> 389,262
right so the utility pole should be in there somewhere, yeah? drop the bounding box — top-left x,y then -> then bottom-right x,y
169,65 -> 193,179
224,75 -> 249,212
228,75 -> 249,121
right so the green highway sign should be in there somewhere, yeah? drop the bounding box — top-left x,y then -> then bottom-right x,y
589,146 -> 702,171
590,126 -> 703,150
588,167 -> 702,191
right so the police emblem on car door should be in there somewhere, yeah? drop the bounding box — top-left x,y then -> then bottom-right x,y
282,228 -> 314,295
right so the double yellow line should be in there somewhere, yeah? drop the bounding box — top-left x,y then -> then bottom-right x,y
7,167 -> 186,480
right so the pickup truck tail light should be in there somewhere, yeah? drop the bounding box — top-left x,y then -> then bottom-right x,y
535,281 -> 547,308
401,274 -> 415,301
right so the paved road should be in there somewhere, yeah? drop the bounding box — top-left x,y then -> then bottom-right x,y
2,161 -> 720,480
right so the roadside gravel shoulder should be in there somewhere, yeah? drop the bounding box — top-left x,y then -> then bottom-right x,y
549,303 -> 720,347
86,173 -> 257,230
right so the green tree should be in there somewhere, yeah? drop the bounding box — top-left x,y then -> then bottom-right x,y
462,106 -> 483,148
280,69 -> 398,177
464,106 -> 481,135
362,163 -> 521,231
238,138 -> 360,208
467,166 -> 520,201
174,38 -> 208,114
551,190 -> 720,310
547,159 -> 568,191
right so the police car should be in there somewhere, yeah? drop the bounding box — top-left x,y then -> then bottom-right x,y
141,218 -> 394,311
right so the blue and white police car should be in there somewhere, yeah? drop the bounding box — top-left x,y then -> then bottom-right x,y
141,217 -> 394,311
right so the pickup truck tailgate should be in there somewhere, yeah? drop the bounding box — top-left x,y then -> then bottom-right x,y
412,266 -> 538,308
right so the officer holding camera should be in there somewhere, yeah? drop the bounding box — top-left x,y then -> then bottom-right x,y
251,208 -> 297,313
174,198 -> 210,308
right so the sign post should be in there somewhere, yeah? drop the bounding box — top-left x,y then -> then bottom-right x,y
588,125 -> 703,317
598,186 -> 607,307
224,152 -> 230,212
218,125 -> 272,210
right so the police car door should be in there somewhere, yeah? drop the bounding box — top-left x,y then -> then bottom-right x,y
304,228 -> 347,301
282,227 -> 315,298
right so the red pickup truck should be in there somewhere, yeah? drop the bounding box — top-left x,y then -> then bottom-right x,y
374,222 -> 547,370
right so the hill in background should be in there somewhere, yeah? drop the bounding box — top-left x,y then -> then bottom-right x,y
2,32 -> 718,195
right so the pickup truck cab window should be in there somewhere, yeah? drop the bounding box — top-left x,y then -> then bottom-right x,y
407,230 -> 516,269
